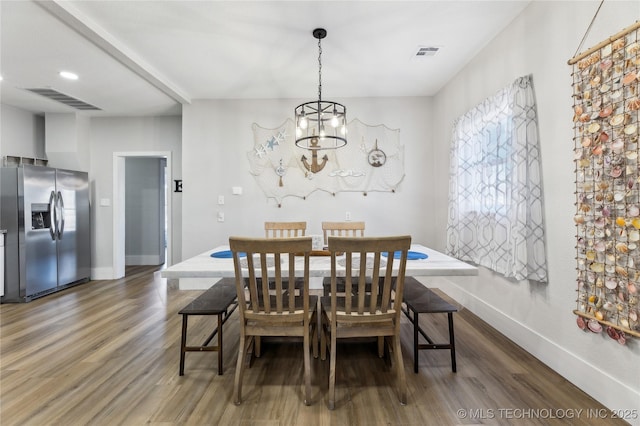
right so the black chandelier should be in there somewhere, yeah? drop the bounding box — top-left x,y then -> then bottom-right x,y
294,28 -> 347,150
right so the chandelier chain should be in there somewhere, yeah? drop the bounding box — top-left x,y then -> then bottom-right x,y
318,37 -> 322,101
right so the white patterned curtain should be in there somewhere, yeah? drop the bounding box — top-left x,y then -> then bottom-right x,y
446,75 -> 548,282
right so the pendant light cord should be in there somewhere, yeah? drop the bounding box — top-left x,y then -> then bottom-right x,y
318,37 -> 322,102
573,0 -> 605,58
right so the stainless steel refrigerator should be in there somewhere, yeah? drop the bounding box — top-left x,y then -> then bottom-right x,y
1,165 -> 91,302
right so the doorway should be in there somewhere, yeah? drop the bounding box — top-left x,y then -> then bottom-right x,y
124,157 -> 166,266
113,151 -> 172,279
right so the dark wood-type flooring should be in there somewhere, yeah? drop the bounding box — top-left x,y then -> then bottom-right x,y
0,265 -> 624,425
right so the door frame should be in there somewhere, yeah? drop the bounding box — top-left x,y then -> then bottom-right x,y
113,151 -> 172,279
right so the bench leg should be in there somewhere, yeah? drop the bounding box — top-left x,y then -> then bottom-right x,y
217,313 -> 223,375
413,309 -> 419,373
448,312 -> 457,373
179,314 -> 188,376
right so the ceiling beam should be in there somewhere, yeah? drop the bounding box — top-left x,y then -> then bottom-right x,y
36,0 -> 191,105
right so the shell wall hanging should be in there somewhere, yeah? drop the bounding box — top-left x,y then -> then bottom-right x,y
569,20 -> 640,344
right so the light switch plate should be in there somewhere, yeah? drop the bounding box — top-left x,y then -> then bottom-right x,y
218,195 -> 224,205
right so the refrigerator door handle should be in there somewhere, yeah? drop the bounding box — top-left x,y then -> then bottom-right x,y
49,190 -> 57,241
57,191 -> 65,239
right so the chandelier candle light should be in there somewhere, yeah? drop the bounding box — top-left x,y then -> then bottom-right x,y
295,28 -> 347,150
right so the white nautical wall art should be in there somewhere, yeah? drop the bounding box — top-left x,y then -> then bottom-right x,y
248,119 -> 404,205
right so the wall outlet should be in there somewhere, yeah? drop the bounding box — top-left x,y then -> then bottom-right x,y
345,212 -> 351,221
217,211 -> 224,222
218,195 -> 225,205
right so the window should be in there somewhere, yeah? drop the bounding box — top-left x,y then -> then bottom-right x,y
446,75 -> 548,282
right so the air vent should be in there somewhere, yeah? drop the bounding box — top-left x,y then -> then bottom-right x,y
415,46 -> 440,57
24,88 -> 101,110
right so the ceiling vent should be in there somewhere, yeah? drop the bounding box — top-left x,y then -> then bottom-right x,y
24,88 -> 101,111
412,46 -> 440,60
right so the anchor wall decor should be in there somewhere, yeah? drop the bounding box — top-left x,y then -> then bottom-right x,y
301,136 -> 329,174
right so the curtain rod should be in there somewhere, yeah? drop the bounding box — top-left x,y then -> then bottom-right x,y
568,20 -> 640,65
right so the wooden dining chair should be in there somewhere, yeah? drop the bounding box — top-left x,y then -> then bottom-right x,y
265,221 -> 307,238
229,236 -> 318,405
322,221 -> 366,297
320,235 -> 411,409
321,221 -> 365,246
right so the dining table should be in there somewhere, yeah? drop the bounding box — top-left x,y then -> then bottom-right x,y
161,244 -> 478,290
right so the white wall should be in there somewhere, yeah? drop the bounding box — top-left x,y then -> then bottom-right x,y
431,0 -> 639,418
90,116 -> 181,278
181,97 -> 434,259
45,113 -> 91,172
0,104 -> 45,159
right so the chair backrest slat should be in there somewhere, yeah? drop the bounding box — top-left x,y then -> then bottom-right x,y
265,221 -> 307,238
261,252 -> 272,313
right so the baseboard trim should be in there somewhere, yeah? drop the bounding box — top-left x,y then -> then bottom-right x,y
126,255 -> 164,265
429,278 -> 640,420
91,267 -> 115,280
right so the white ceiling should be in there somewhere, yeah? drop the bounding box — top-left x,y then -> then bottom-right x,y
0,0 -> 530,117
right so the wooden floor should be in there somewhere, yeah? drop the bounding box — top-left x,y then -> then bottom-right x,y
0,265 -> 623,425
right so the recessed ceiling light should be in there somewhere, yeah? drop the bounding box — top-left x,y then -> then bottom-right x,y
59,71 -> 79,80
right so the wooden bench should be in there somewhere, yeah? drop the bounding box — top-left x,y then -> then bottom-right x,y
402,276 -> 458,374
178,278 -> 238,375
322,275 -> 458,373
